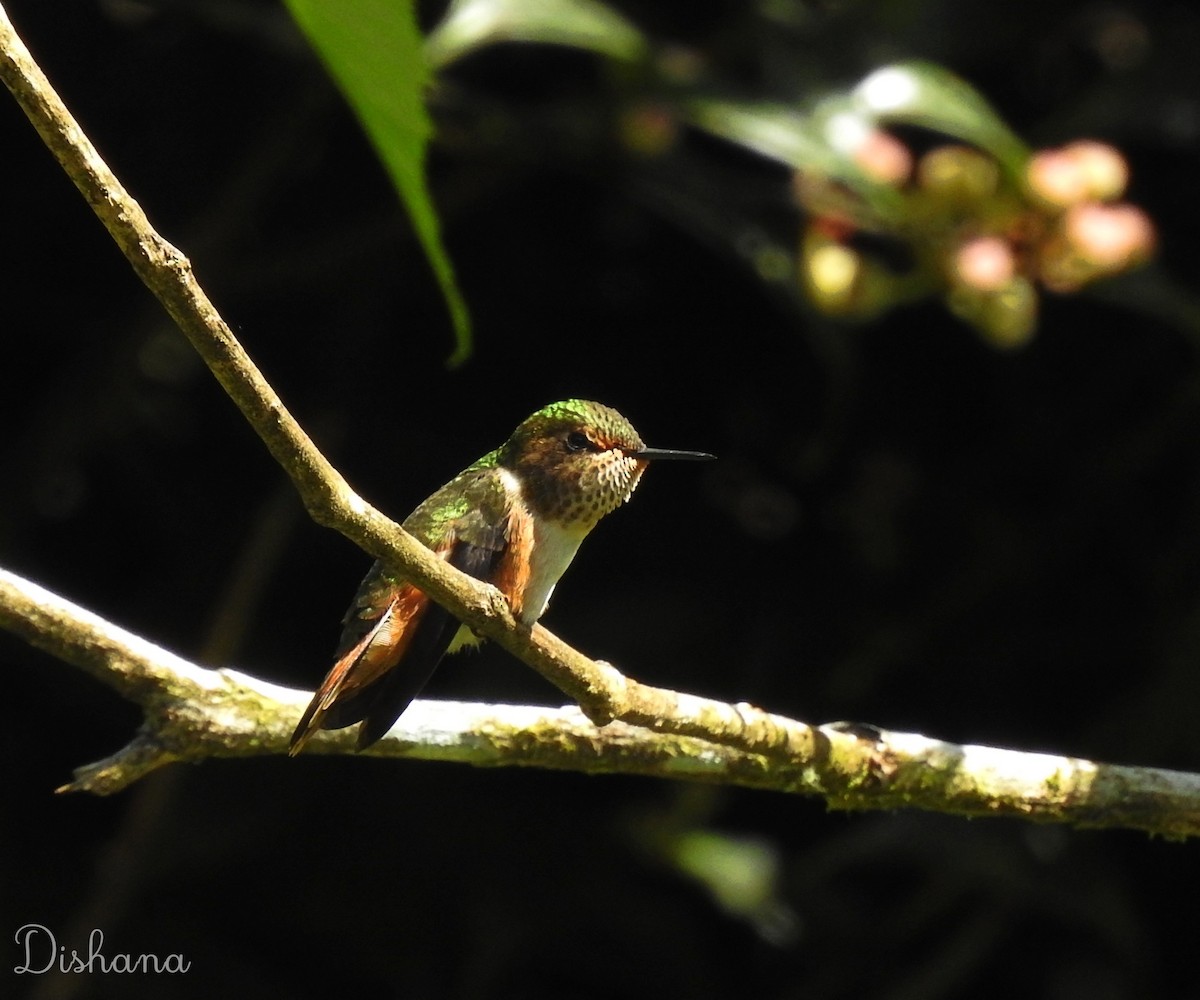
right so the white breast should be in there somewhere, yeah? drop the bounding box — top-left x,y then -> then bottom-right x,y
520,516 -> 590,625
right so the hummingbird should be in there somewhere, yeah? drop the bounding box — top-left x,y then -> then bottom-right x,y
288,399 -> 714,755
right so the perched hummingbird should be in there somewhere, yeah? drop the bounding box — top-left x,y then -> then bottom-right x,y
289,399 -> 714,755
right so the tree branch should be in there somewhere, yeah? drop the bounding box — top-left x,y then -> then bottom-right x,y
5,567 -> 1200,838
0,0 -> 817,761
4,6 -> 1199,839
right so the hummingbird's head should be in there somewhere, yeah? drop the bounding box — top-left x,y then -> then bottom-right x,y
500,400 -> 713,529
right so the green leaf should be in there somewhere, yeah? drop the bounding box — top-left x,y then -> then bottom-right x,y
852,61 -> 1029,175
283,0 -> 472,365
425,0 -> 648,69
687,100 -> 839,173
686,98 -> 908,226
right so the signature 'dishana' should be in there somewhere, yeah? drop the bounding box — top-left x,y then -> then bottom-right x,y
13,924 -> 191,975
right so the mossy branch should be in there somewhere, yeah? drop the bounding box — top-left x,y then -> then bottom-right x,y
4,6 -> 1200,838
5,568 -> 1200,838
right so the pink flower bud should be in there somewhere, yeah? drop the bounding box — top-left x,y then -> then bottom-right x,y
1026,149 -> 1090,208
1063,203 -> 1154,268
953,236 -> 1016,292
853,129 -> 912,186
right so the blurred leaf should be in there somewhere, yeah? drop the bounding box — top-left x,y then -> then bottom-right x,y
688,100 -> 840,173
670,830 -> 799,945
283,0 -> 472,365
425,0 -> 649,69
687,98 -> 908,226
852,61 -> 1029,175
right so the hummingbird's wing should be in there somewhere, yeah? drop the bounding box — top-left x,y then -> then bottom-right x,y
347,536 -> 501,751
288,467 -> 519,755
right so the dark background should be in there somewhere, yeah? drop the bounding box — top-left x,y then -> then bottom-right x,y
4,1 -> 1200,997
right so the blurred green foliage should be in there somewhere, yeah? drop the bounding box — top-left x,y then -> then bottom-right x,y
283,0 -> 472,363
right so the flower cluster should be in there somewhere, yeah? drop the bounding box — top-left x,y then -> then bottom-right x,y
796,132 -> 1154,346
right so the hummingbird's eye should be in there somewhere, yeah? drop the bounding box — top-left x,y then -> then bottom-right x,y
565,431 -> 593,453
